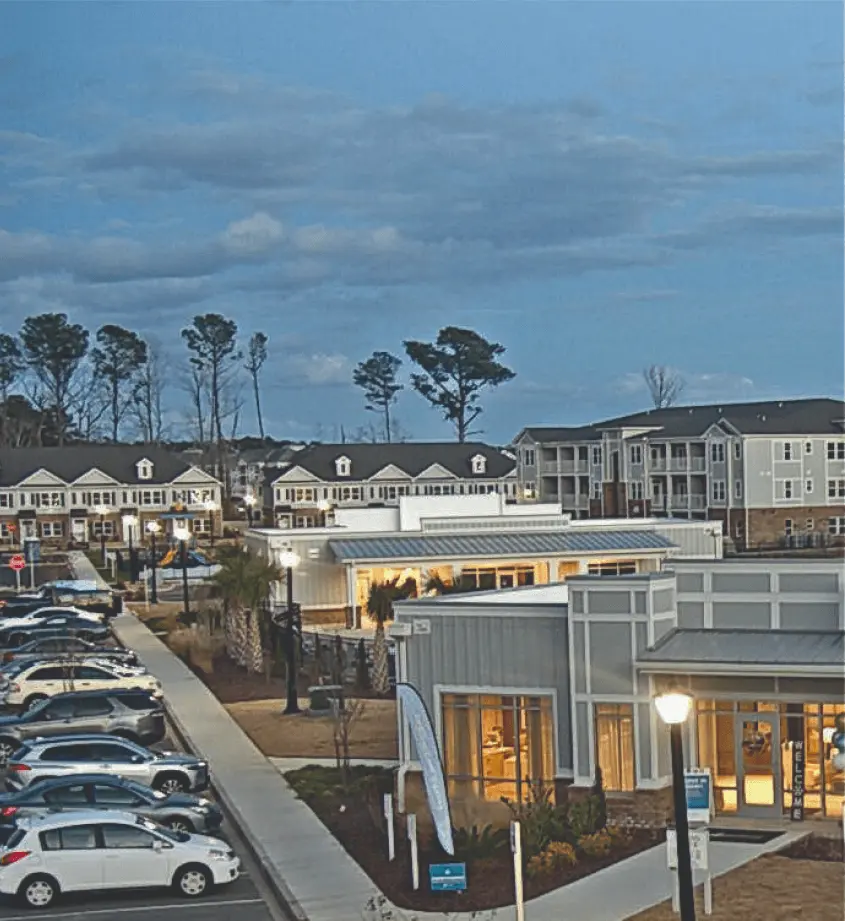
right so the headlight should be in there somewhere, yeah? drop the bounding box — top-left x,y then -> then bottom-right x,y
208,849 -> 230,861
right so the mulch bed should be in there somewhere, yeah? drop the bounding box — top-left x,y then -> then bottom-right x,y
292,777 -> 663,912
779,834 -> 844,862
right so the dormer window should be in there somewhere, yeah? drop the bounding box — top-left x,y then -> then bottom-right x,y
136,459 -> 154,481
335,455 -> 351,477
470,454 -> 487,475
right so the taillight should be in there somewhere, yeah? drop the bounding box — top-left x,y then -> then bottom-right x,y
0,850 -> 30,866
0,807 -> 18,817
8,764 -> 30,773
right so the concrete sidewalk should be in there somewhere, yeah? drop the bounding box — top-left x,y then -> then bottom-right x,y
111,611 -> 805,921
67,550 -> 111,590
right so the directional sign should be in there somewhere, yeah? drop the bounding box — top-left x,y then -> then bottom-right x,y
8,555 -> 25,573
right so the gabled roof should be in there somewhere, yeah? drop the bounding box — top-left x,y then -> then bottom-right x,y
329,529 -> 675,563
0,446 -> 213,487
515,398 -> 845,443
271,442 -> 516,484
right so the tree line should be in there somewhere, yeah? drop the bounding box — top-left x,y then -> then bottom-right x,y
0,312 -> 270,450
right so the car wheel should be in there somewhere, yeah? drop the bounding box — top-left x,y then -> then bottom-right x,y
154,774 -> 189,794
19,874 -> 59,908
0,738 -> 17,766
23,695 -> 46,712
173,863 -> 212,898
165,816 -> 195,833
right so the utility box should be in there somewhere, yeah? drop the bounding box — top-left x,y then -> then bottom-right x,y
308,684 -> 344,715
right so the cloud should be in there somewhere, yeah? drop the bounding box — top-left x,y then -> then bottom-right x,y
283,353 -> 352,387
221,212 -> 285,256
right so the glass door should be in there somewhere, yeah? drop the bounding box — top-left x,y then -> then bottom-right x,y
736,714 -> 780,816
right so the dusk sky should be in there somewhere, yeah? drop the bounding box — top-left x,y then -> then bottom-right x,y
2,2 -> 843,443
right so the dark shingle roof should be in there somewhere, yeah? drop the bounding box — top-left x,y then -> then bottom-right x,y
273,442 -> 516,483
517,398 -> 845,443
329,529 -> 675,562
0,446 -> 205,487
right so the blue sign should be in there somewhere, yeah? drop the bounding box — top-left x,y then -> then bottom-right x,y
23,539 -> 40,564
397,683 -> 455,856
684,770 -> 711,821
429,862 -> 467,892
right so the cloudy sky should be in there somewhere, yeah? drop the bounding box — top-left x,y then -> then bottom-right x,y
2,2 -> 842,442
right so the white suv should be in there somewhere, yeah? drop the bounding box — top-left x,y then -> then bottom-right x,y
1,660 -> 161,710
0,810 -> 240,907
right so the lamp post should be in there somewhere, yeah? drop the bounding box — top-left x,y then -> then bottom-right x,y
277,549 -> 302,716
204,499 -> 219,548
173,526 -> 191,618
93,504 -> 109,565
244,494 -> 257,528
655,690 -> 696,921
122,514 -> 138,583
317,499 -> 332,526
146,521 -> 160,605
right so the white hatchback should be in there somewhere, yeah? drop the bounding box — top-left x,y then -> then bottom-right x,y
0,810 -> 240,907
0,606 -> 106,630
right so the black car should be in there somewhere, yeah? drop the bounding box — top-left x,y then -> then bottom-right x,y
0,616 -> 110,648
0,635 -> 137,667
0,774 -> 223,834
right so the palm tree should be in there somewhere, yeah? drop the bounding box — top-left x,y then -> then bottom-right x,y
367,577 -> 416,696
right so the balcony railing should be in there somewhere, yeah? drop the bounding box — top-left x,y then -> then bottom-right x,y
689,494 -> 707,509
540,461 -> 589,475
689,457 -> 707,472
561,494 -> 591,508
651,495 -> 666,509
669,494 -> 689,508
668,457 -> 688,472
650,458 -> 667,471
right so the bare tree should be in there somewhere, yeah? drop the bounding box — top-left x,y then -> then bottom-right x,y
182,364 -> 210,446
329,696 -> 365,789
132,339 -> 167,443
244,332 -> 268,439
643,365 -> 685,409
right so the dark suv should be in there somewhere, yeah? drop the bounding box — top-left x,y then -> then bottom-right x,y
0,689 -> 165,765
1,635 -> 137,667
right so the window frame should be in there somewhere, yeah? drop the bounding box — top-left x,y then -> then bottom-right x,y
594,703 -> 635,793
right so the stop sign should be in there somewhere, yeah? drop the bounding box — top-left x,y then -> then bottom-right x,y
8,555 -> 25,572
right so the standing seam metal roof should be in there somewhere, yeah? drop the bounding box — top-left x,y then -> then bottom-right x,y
329,529 -> 675,562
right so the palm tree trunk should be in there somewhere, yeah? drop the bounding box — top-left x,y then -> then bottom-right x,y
372,620 -> 389,696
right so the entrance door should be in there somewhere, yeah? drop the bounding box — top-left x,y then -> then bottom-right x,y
72,519 -> 87,542
736,713 -> 780,816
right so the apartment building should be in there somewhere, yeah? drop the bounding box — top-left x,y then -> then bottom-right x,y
0,446 -> 223,548
514,398 -> 845,549
263,442 -> 517,529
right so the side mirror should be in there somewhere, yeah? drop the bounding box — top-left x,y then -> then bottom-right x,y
153,839 -> 163,852
131,755 -> 144,764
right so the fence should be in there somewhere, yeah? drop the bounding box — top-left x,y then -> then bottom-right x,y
299,630 -> 396,694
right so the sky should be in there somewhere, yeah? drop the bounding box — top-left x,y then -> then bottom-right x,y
1,1 -> 843,444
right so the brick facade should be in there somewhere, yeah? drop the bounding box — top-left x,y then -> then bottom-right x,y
746,505 -> 845,547
566,783 -> 674,829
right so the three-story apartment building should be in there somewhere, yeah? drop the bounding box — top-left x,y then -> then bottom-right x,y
0,446 -> 223,548
264,442 -> 517,528
514,398 -> 845,549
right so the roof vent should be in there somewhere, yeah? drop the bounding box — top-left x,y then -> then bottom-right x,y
778,401 -> 783,408
760,413 -> 767,422
688,408 -> 693,414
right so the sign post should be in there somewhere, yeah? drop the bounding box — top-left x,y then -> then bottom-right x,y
511,821 -> 525,921
23,539 -> 39,591
383,794 -> 395,861
791,740 -> 805,821
8,555 -> 25,593
667,826 -> 712,916
407,814 -> 419,891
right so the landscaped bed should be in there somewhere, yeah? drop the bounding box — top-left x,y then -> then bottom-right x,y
285,765 -> 663,912
627,843 -> 845,921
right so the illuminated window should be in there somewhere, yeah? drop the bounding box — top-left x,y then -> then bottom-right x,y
441,693 -> 554,804
594,703 -> 635,792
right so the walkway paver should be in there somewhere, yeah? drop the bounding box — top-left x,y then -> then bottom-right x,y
110,610 -> 806,921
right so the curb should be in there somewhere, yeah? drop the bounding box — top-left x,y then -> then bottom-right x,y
164,702 -> 309,921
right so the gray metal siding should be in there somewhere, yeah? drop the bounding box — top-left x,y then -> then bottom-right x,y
587,591 -> 631,615
653,588 -> 674,614
712,601 -> 772,629
677,573 -> 704,593
777,677 -> 845,698
690,675 -> 776,695
576,703 -> 590,777
677,601 -> 705,629
403,612 -> 573,773
634,592 -> 647,615
653,619 -> 674,643
571,591 -> 584,614
637,703 -> 652,780
780,603 -> 841,631
588,622 -> 634,694
779,573 -> 840,594
573,622 -> 587,694
711,572 -> 771,594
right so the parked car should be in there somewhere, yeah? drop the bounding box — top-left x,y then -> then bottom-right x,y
0,616 -> 111,648
0,606 -> 106,629
0,660 -> 160,711
0,810 -> 239,907
0,582 -> 122,619
0,774 -> 223,835
1,635 -> 138,667
6,735 -> 210,794
0,689 -> 166,764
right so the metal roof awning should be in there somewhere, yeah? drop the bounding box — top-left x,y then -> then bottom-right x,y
637,628 -> 845,677
329,529 -> 676,563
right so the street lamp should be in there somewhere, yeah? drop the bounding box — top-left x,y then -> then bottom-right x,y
122,514 -> 138,583
277,549 -> 302,716
317,499 -> 332,526
204,499 -> 219,547
173,526 -> 192,618
655,690 -> 696,921
244,494 -> 257,527
93,504 -> 109,565
146,521 -> 160,605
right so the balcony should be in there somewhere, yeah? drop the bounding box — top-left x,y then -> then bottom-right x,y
540,460 -> 589,475
668,457 -> 688,472
650,458 -> 667,471
689,457 -> 707,473
561,494 -> 590,509
689,494 -> 707,509
669,494 -> 689,508
651,495 -> 666,510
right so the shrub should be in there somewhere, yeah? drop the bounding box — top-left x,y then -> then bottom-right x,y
578,830 -> 612,858
504,784 -> 570,857
592,766 -> 608,830
454,824 -> 510,861
526,841 -> 578,878
567,795 -> 604,840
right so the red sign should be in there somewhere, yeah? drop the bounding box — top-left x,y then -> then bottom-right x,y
8,555 -> 25,572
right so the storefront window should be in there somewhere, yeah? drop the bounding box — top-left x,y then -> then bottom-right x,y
594,703 -> 635,792
696,703 -> 737,813
441,693 -> 554,803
